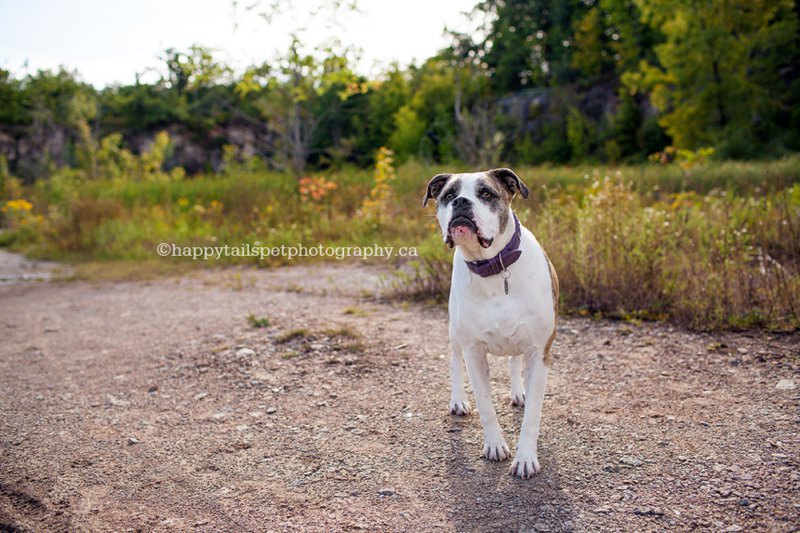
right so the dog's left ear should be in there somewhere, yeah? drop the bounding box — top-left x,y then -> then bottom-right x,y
487,168 -> 530,199
422,173 -> 452,207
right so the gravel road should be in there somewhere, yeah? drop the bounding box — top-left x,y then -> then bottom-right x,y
1,252 -> 798,532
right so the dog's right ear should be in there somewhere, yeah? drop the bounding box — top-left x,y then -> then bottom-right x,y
422,173 -> 452,207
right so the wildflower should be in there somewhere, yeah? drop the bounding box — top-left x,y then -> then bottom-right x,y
299,176 -> 337,203
2,199 -> 33,213
359,147 -> 395,222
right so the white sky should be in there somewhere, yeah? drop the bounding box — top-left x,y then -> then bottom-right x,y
0,0 -> 478,87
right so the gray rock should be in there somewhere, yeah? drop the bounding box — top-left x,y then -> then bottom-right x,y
620,456 -> 643,467
634,508 -> 664,516
107,395 -> 131,407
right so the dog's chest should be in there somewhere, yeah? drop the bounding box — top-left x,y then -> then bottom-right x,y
450,238 -> 554,355
457,295 -> 539,354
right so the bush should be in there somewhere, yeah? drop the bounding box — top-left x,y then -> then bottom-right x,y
3,155 -> 799,331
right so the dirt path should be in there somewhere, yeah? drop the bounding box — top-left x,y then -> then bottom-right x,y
0,257 -> 798,532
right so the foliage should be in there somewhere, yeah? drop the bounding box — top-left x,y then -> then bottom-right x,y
1,0 -> 798,176
534,177 -> 799,329
358,147 -> 396,223
623,0 -> 798,154
246,313 -> 270,328
566,107 -> 594,161
237,36 -> 361,176
2,155 -> 799,330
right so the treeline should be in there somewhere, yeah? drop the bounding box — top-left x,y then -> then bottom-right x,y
1,0 -> 799,180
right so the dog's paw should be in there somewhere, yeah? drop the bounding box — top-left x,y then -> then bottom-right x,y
509,453 -> 541,478
481,440 -> 511,462
449,399 -> 471,416
510,392 -> 525,407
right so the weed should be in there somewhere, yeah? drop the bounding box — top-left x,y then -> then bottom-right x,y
340,342 -> 365,353
275,329 -> 309,344
323,326 -> 361,340
246,313 -> 270,328
3,156 -> 799,331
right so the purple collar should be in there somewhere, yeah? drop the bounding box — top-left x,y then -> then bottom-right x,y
465,214 -> 522,278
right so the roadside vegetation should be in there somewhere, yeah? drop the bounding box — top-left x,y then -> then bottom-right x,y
2,146 -> 798,331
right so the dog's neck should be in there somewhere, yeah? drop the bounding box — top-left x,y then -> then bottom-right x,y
457,207 -> 517,262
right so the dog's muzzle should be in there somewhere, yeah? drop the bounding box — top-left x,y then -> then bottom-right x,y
446,214 -> 494,249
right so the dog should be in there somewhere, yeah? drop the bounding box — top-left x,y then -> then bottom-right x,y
423,168 -> 558,478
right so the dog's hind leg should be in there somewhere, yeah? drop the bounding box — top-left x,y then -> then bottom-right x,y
449,339 -> 471,416
509,355 -> 525,407
510,348 -> 549,478
463,348 -> 511,461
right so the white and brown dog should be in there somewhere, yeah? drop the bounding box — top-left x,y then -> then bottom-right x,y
423,168 -> 558,478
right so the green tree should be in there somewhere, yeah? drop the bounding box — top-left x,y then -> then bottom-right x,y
623,0 -> 798,153
571,7 -> 615,82
350,66 -> 411,166
474,0 -> 588,91
238,36 -> 359,176
0,69 -> 30,126
566,106 -> 594,161
162,45 -> 230,95
386,58 -> 458,163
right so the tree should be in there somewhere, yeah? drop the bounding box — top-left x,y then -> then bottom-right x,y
162,45 -> 230,95
447,32 -> 511,167
0,69 -> 30,126
473,0 -> 588,91
237,36 -> 359,176
387,58 -> 459,164
623,0 -> 798,153
571,7 -> 615,82
349,65 -> 410,167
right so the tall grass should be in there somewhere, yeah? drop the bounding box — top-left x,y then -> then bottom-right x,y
1,155 -> 799,330
532,179 -> 799,329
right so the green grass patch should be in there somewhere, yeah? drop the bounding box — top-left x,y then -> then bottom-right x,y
246,313 -> 270,328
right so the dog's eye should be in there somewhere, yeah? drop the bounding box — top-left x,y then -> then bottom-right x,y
442,191 -> 455,202
480,190 -> 495,200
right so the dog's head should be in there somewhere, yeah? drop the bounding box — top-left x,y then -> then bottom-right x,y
422,168 -> 529,253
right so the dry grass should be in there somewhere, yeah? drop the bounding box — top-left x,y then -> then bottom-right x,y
3,156 -> 799,330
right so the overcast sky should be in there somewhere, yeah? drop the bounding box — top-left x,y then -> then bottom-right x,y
0,0 -> 478,87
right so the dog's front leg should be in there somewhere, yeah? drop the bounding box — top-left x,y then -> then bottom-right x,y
463,348 -> 510,461
510,351 -> 548,478
449,340 -> 472,415
509,355 -> 525,407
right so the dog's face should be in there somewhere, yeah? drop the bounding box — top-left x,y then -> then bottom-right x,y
423,168 -> 530,251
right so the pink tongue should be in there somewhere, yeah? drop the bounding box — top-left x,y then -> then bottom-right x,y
451,226 -> 473,238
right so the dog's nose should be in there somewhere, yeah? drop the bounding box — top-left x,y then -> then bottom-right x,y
452,196 -> 471,209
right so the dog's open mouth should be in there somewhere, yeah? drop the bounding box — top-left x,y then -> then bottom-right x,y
447,217 -> 494,249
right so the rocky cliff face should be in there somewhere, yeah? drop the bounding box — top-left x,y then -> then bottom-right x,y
0,85 -> 649,180
0,122 -> 271,181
